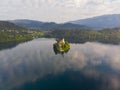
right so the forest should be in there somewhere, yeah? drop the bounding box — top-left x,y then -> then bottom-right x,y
45,28 -> 120,44
1,20 -> 120,44
0,30 -> 44,43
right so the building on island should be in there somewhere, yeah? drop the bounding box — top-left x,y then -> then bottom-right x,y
58,38 -> 65,44
53,38 -> 70,54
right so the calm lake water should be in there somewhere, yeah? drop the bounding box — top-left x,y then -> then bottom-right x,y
0,38 -> 120,90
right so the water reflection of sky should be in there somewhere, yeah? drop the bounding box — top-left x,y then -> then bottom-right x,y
0,38 -> 120,90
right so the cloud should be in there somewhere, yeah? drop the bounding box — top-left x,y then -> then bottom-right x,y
0,0 -> 120,22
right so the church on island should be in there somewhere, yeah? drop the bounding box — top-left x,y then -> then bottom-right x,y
58,38 -> 65,44
53,38 -> 70,54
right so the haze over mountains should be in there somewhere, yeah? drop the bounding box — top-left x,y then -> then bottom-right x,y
70,14 -> 120,29
10,14 -> 120,30
0,14 -> 120,30
10,19 -> 88,30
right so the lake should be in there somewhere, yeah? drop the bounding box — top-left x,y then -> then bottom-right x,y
0,38 -> 120,90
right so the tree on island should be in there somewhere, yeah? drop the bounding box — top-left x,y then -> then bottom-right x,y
53,38 -> 70,55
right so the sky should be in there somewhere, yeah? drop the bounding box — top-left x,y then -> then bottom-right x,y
0,0 -> 120,23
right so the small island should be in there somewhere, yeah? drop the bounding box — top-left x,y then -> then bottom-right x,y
53,38 -> 70,54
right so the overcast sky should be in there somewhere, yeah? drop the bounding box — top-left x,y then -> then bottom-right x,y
0,0 -> 120,23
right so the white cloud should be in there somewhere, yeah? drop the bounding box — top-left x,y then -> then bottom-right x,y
0,0 -> 120,22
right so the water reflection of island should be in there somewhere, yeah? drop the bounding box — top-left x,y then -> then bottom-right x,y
53,38 -> 70,55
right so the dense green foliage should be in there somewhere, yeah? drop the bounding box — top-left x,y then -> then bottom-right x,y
54,41 -> 70,51
0,21 -> 44,44
0,30 -> 44,43
46,28 -> 120,44
53,41 -> 70,54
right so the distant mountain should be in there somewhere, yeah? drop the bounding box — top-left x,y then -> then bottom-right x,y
39,22 -> 89,30
10,19 -> 89,30
70,14 -> 120,29
0,21 -> 25,30
10,19 -> 43,29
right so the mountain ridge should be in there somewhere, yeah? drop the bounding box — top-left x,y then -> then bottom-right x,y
0,21 -> 26,30
10,19 -> 89,30
69,14 -> 120,29
2,14 -> 120,30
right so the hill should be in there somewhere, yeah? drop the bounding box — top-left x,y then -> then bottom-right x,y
10,19 -> 89,30
10,19 -> 43,29
0,21 -> 25,30
70,14 -> 120,29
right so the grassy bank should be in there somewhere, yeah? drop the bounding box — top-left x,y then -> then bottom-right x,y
0,30 -> 44,43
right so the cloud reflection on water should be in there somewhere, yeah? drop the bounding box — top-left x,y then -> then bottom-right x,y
0,39 -> 120,90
